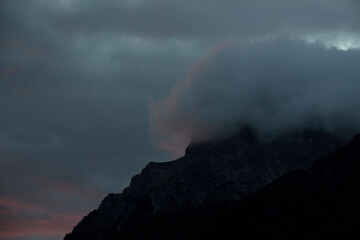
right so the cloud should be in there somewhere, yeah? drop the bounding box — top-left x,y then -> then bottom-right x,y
1,0 -> 360,239
150,36 -> 360,153
3,0 -> 360,43
0,195 -> 83,239
0,205 -> 82,239
0,178 -> 101,239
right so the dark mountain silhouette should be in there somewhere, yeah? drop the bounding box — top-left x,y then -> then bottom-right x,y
114,133 -> 360,240
64,128 -> 341,240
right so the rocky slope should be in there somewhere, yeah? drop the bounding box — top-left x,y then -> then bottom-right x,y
115,133 -> 360,239
64,128 -> 341,240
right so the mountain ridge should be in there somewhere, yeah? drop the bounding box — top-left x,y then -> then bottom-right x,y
113,133 -> 360,239
64,128 -> 341,240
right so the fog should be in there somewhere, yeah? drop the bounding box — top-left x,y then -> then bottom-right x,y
150,37 -> 360,152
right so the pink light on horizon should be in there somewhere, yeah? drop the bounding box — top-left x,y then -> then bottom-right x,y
0,211 -> 83,239
0,197 -> 42,212
0,196 -> 84,239
0,175 -> 104,240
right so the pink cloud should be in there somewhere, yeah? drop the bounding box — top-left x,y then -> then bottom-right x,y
0,196 -> 83,239
0,197 -> 42,212
0,210 -> 82,239
149,39 -> 239,156
0,175 -> 103,239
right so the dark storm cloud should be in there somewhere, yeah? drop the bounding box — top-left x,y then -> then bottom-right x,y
1,1 -> 193,238
3,0 -> 360,46
12,0 -> 359,40
0,0 -> 359,239
150,37 -> 360,152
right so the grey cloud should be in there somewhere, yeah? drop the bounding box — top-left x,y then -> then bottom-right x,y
7,0 -> 358,40
1,0 -> 360,239
1,1 -> 185,234
150,37 -> 360,151
3,0 -> 360,44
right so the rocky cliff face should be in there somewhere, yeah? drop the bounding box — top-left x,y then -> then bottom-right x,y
64,129 -> 341,240
115,134 -> 360,240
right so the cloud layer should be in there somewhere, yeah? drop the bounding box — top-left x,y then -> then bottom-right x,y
150,37 -> 360,152
1,0 -> 360,239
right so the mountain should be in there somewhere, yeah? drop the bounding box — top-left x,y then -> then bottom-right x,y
114,133 -> 360,240
64,128 -> 341,240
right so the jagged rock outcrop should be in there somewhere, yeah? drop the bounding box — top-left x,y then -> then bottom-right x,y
115,134 -> 360,240
64,128 -> 341,240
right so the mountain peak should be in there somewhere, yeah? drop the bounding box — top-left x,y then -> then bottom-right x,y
64,129 -> 341,240
185,126 -> 258,156
108,132 -> 360,240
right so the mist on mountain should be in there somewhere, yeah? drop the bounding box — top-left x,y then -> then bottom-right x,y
150,37 -> 360,153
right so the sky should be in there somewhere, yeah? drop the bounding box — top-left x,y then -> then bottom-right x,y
0,0 -> 360,239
